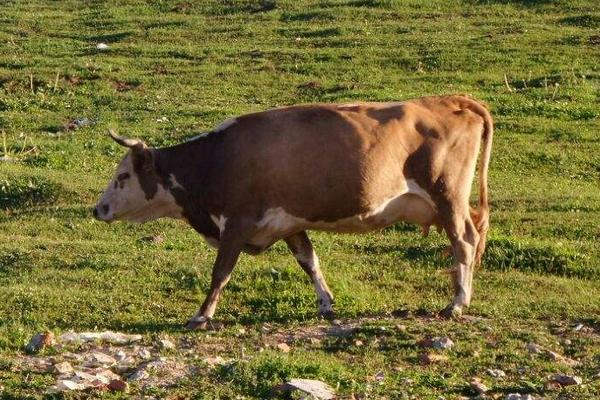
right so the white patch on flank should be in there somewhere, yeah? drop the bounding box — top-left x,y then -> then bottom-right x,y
406,179 -> 435,209
248,178 -> 437,248
214,118 -> 237,132
169,174 -> 185,190
210,214 -> 228,233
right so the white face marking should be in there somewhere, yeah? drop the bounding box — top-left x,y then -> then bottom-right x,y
210,214 -> 227,234
95,153 -> 183,223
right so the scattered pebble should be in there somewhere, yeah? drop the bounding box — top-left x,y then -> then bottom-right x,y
276,342 -> 291,353
138,348 -> 152,360
115,350 -> 127,362
505,394 -> 533,400
487,368 -> 506,378
128,369 -> 149,381
550,373 -> 582,386
96,43 -> 109,50
108,379 -> 129,392
59,331 -> 142,345
469,378 -> 488,395
418,352 -> 448,365
26,332 -> 55,353
158,338 -> 176,350
52,361 -> 73,376
85,352 -> 116,367
140,235 -> 164,243
275,378 -> 335,400
419,336 -> 454,350
546,349 -> 578,366
526,342 -> 543,354
54,379 -> 86,391
373,370 -> 385,383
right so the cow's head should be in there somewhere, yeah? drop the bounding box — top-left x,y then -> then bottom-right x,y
93,130 -> 182,223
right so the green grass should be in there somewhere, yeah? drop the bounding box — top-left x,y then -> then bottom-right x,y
1,0 -> 600,398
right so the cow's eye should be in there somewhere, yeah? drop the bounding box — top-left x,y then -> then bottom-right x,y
117,173 -> 130,181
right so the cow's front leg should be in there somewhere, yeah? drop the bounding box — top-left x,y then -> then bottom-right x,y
185,219 -> 248,330
285,231 -> 335,320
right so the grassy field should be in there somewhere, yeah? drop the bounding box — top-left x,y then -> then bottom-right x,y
1,0 -> 599,398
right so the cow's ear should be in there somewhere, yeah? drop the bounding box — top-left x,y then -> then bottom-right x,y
131,145 -> 155,173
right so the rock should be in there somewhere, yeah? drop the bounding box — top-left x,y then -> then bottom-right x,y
526,342 -> 544,354
26,332 -> 55,353
546,350 -> 578,366
469,378 -> 488,395
96,43 -> 109,50
52,361 -> 74,375
55,379 -> 86,391
276,342 -> 291,353
276,378 -> 335,400
487,368 -> 506,378
203,356 -> 226,366
418,352 -> 448,365
128,369 -> 149,381
88,369 -> 121,384
374,371 -> 385,383
85,352 -> 116,367
550,373 -> 582,386
544,380 -> 562,391
140,235 -> 164,243
114,350 -> 127,362
573,323 -> 584,331
419,336 -> 454,350
108,379 -> 129,392
158,338 -> 176,350
59,331 -> 142,345
561,338 -> 572,346
138,348 -> 152,360
505,394 -> 534,400
326,325 -> 356,337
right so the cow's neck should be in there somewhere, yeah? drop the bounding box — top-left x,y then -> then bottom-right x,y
154,135 -> 223,239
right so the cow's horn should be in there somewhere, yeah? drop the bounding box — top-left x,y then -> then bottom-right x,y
107,129 -> 144,148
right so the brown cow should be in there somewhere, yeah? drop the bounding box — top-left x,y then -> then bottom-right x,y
93,95 -> 493,329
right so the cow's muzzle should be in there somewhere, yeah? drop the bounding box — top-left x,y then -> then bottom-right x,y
93,203 -> 113,222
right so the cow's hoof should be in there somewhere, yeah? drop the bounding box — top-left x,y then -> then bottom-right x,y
319,310 -> 336,321
184,316 -> 210,330
438,304 -> 462,319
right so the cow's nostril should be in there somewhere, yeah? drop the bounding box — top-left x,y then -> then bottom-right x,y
102,204 -> 110,214
93,207 -> 98,218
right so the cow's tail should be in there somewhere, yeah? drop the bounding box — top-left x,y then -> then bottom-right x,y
469,99 -> 493,266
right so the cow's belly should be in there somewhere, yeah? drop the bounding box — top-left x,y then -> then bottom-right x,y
247,186 -> 437,249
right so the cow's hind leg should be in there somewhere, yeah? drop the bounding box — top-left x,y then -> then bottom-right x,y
285,231 -> 335,320
185,219 -> 250,330
439,207 -> 479,319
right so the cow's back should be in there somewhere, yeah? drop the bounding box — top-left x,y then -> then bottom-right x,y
212,97 -> 483,231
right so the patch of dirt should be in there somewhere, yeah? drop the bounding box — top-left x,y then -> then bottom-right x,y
112,80 -> 142,92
